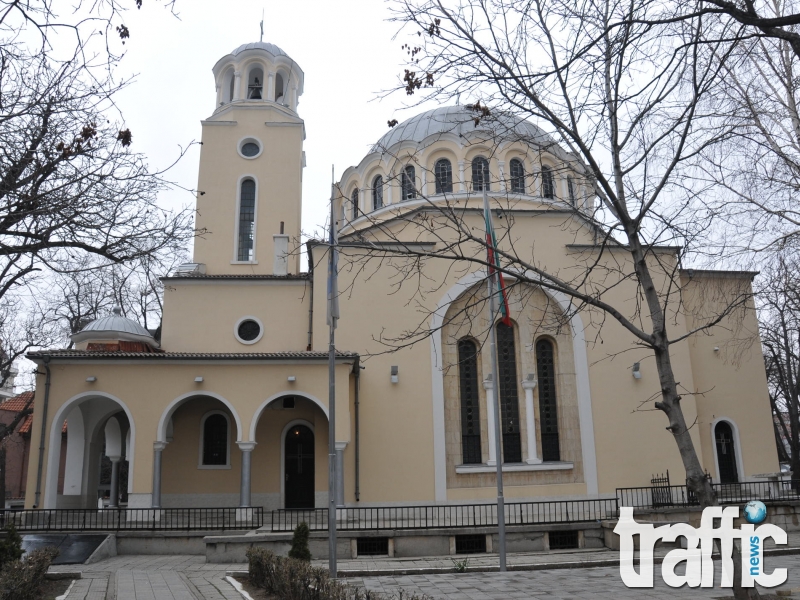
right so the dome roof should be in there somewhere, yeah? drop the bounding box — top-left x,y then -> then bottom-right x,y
373,105 -> 556,152
71,307 -> 159,348
231,41 -> 288,58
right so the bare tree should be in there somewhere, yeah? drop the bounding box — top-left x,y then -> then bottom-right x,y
326,1 -> 767,595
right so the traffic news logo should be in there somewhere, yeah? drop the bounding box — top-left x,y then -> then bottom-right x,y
614,502 -> 787,588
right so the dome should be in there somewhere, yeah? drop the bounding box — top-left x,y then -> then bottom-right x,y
231,41 -> 288,58
373,106 -> 557,153
71,307 -> 159,348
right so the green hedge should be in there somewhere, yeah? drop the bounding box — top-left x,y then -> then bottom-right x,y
247,547 -> 431,600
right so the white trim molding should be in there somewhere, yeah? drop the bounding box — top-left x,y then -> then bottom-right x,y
232,174 -> 259,264
233,315 -> 264,345
710,416 -> 747,483
157,391 -> 244,444
249,391 -> 329,442
198,410 -> 232,469
429,271 -> 599,502
456,462 -> 574,474
237,136 -> 263,160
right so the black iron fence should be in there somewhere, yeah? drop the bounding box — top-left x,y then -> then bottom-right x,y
271,498 -> 619,532
0,507 -> 263,532
617,479 -> 800,510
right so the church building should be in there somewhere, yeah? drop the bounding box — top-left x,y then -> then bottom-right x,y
23,41 -> 778,514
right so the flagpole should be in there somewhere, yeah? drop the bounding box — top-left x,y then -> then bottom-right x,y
484,189 -> 507,572
328,177 -> 338,577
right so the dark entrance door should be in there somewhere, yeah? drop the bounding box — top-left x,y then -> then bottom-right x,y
715,421 -> 739,484
285,424 -> 315,509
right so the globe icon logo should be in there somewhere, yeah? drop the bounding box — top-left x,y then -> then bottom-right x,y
744,500 -> 767,524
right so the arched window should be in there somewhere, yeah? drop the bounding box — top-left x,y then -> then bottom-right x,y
401,165 -> 416,200
248,67 -> 263,100
351,188 -> 359,220
226,69 -> 235,103
237,179 -> 256,262
567,176 -> 576,206
472,156 -> 491,191
496,322 -> 522,463
201,413 -> 229,466
458,339 -> 482,464
715,421 -> 739,483
536,338 -> 560,461
372,176 -> 384,210
509,159 -> 525,193
275,73 -> 285,103
435,158 -> 453,194
541,165 -> 555,199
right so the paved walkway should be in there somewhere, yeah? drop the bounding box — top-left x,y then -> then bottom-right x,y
50,551 -> 800,600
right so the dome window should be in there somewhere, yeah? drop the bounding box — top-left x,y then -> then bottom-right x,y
401,165 -> 416,200
238,138 -> 262,159
351,188 -> 359,220
235,316 -> 264,344
372,176 -> 384,210
541,165 -> 555,199
435,159 -> 453,194
472,157 -> 491,192
509,159 -> 526,193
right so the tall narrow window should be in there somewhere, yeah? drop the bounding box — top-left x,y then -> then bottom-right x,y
351,188 -> 359,220
509,159 -> 525,193
567,177 -> 576,205
401,165 -> 416,200
536,338 -> 560,461
496,322 -> 522,463
372,176 -> 384,210
237,179 -> 256,262
458,339 -> 482,464
202,413 -> 229,466
715,421 -> 739,483
541,166 -> 555,199
435,158 -> 453,194
472,157 -> 491,191
275,73 -> 285,102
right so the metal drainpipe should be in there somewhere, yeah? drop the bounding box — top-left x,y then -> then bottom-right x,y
354,358 -> 361,502
33,357 -> 52,508
306,241 -> 314,351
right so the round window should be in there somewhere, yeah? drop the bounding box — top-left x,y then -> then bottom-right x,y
237,319 -> 261,342
241,142 -> 260,157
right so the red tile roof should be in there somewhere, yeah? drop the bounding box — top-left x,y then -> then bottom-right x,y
0,391 -> 66,434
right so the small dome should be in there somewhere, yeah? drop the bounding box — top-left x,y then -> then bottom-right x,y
373,105 -> 556,153
231,41 -> 288,58
71,307 -> 159,348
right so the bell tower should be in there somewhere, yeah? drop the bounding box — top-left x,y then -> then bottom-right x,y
193,42 -> 305,276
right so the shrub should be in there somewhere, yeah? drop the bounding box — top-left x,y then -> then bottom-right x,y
0,547 -> 59,600
288,522 -> 311,562
246,547 -> 432,600
0,524 -> 22,568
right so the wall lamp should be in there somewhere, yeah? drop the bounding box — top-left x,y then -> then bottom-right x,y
391,366 -> 399,384
86,376 -> 97,383
288,376 -> 296,382
632,363 -> 642,380
194,376 -> 204,383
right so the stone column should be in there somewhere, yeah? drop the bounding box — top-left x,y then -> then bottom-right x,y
498,161 -> 506,192
458,160 -> 466,192
483,377 -> 498,465
152,441 -> 167,508
233,71 -> 242,101
386,173 -> 394,205
108,456 -> 121,508
267,72 -> 275,101
335,442 -> 347,507
522,379 -> 542,464
237,442 -> 257,507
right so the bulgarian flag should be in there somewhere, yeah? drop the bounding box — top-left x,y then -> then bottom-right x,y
482,190 -> 512,326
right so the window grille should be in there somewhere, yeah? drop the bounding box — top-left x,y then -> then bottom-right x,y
536,338 -> 560,461
372,176 -> 384,210
458,339 -> 482,464
567,176 -> 576,206
401,166 -> 416,200
357,537 -> 389,556
541,166 -> 555,199
509,159 -> 525,193
472,157 -> 491,191
435,158 -> 453,194
351,188 -> 359,220
496,322 -> 522,463
455,534 -> 487,554
237,179 -> 256,261
203,414 -> 228,465
548,530 -> 579,550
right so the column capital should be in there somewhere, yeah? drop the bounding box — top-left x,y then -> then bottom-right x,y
237,441 -> 257,452
335,442 -> 348,451
483,378 -> 494,390
107,455 -> 121,463
153,441 -> 168,452
522,379 -> 537,390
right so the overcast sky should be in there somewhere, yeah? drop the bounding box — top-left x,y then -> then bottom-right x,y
112,0 -> 437,244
